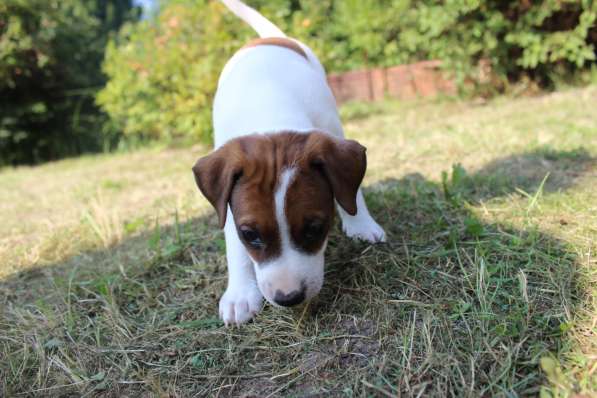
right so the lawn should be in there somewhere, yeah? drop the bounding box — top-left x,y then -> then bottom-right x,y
1,86 -> 596,397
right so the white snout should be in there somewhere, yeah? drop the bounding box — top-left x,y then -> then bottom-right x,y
253,248 -> 324,307
254,167 -> 326,307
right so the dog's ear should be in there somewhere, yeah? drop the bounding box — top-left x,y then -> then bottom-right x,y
192,144 -> 243,228
305,132 -> 366,215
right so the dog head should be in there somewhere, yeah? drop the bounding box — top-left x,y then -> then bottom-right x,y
192,131 -> 366,307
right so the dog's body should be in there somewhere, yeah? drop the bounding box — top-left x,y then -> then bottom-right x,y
193,0 -> 385,325
214,36 -> 341,148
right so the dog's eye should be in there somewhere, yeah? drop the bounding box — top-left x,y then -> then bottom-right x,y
304,220 -> 325,241
239,226 -> 263,248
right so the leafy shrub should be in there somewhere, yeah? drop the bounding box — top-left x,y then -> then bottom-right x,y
0,0 -> 138,166
401,0 -> 597,87
98,1 -> 247,145
99,0 -> 596,146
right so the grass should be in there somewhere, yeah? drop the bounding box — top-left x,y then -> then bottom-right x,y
1,86 -> 596,397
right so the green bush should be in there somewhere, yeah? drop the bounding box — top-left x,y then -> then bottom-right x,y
0,0 -> 138,166
402,0 -> 597,87
98,1 -> 245,145
99,0 -> 596,146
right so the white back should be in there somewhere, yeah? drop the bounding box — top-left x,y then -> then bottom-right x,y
212,43 -> 345,148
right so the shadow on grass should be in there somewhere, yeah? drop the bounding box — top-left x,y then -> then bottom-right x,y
0,147 -> 593,397
450,147 -> 595,201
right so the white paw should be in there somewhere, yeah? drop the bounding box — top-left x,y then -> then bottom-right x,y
219,284 -> 263,326
342,217 -> 386,243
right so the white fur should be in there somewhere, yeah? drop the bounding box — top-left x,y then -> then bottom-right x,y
213,44 -> 339,148
338,190 -> 386,243
220,0 -> 286,38
254,168 -> 325,306
219,206 -> 263,326
215,0 -> 385,325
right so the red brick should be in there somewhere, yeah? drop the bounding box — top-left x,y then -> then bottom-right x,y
370,68 -> 387,101
386,65 -> 416,100
327,60 -> 456,104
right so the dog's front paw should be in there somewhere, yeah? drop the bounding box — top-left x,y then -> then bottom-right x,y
219,284 -> 263,326
342,217 -> 386,243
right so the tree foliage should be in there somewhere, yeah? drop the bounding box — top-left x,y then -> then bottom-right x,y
0,0 -> 138,165
4,1 -> 594,160
99,1 -> 247,145
99,0 -> 596,147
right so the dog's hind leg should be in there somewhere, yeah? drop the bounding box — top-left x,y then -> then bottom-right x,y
219,207 -> 263,326
337,189 -> 386,243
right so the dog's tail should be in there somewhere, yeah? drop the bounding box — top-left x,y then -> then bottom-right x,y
220,0 -> 286,38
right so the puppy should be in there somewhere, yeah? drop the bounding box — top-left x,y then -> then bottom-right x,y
193,0 -> 386,325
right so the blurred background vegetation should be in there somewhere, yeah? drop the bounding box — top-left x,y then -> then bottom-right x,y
1,0 -> 596,166
0,0 -> 141,165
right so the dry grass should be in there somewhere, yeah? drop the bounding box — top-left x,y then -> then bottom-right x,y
1,86 -> 596,397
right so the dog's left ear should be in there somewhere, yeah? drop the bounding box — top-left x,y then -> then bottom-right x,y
305,132 -> 367,215
192,145 -> 243,228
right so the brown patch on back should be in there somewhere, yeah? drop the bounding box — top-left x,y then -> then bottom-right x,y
243,37 -> 308,59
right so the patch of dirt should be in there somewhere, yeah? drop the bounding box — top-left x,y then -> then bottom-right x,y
223,319 -> 380,397
333,318 -> 380,368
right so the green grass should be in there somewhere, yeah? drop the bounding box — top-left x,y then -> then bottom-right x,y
1,86 -> 596,397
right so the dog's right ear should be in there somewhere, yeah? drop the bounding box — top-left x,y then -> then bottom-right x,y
192,145 -> 243,229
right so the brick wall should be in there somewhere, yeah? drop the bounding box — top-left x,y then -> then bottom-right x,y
327,60 -> 456,104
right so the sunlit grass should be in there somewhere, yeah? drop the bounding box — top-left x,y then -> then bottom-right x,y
1,86 -> 595,396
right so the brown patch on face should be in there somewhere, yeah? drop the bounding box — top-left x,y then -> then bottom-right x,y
227,133 -> 313,263
285,168 -> 334,254
192,131 -> 367,262
229,172 -> 281,263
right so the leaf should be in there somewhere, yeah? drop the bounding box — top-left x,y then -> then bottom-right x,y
464,217 -> 484,237
215,238 -> 226,253
176,317 -> 223,330
90,371 -> 105,381
190,354 -> 207,369
163,242 -> 182,257
540,356 -> 557,377
44,338 -> 63,350
148,223 -> 161,251
451,163 -> 468,187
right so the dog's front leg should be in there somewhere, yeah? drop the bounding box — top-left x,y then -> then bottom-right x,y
219,207 -> 263,326
338,189 -> 386,243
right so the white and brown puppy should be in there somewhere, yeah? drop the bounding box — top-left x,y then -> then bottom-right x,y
193,0 -> 386,325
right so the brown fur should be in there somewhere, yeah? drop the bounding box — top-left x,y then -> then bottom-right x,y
286,164 -> 334,254
192,132 -> 366,262
242,37 -> 308,59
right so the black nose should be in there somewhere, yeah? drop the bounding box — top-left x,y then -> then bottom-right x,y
273,288 -> 306,307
